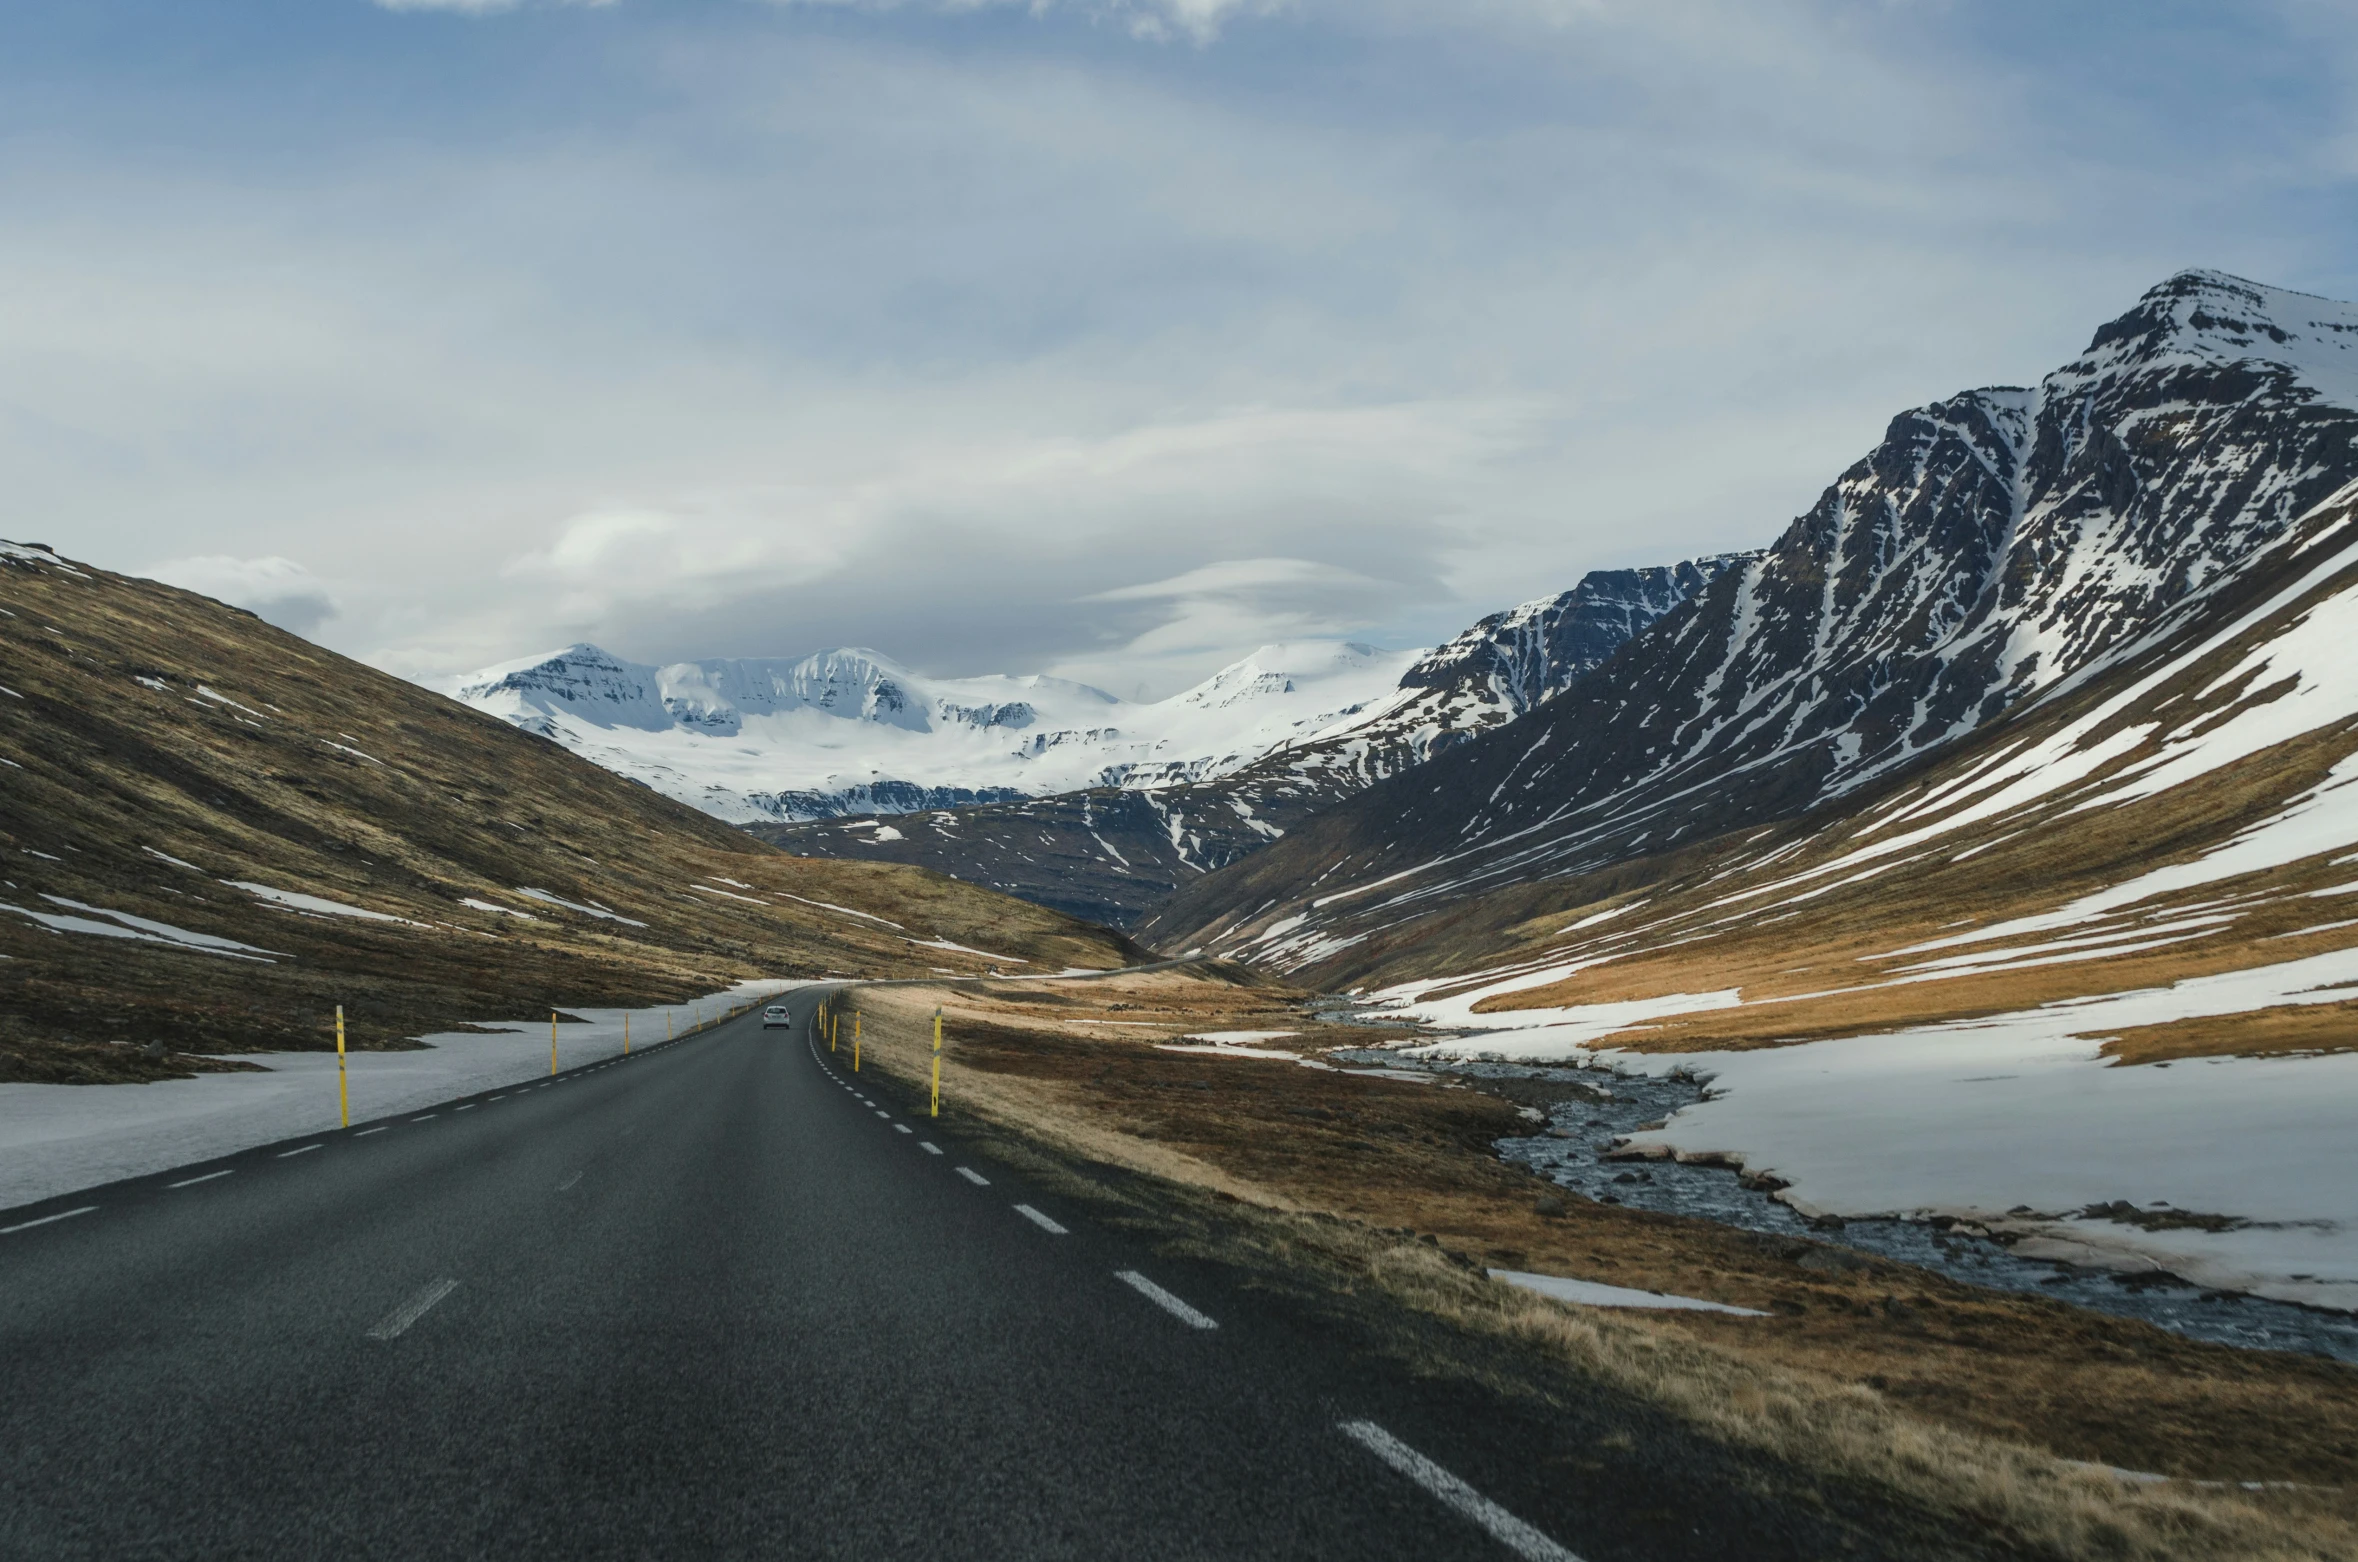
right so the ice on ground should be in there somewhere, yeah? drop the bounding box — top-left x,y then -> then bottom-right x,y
906,937 -> 1028,963
0,980 -> 805,1213
2,899 -> 279,960
458,897 -> 536,918
1389,946 -> 2358,1310
512,887 -> 649,926
772,892 -> 906,929
690,883 -> 766,905
142,847 -> 203,872
1490,1269 -> 1767,1316
225,881 -> 425,927
1184,1030 -> 1301,1044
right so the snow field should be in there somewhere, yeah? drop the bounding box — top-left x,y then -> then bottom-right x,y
0,980 -> 806,1213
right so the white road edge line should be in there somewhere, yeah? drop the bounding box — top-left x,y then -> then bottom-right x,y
1337,1420 -> 1583,1562
556,1171 -> 583,1192
367,1277 -> 461,1341
1,1206 -> 97,1234
167,1170 -> 235,1189
277,1144 -> 322,1158
1116,1270 -> 1218,1330
1014,1204 -> 1068,1235
955,1166 -> 990,1186
920,1141 -> 943,1154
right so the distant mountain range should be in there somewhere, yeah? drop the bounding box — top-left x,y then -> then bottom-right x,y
753,558 -> 1746,924
445,639 -> 1422,824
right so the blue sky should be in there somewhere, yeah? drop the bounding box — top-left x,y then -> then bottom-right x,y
7,0 -> 2355,695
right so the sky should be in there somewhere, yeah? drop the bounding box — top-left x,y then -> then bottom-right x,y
6,0 -> 2356,699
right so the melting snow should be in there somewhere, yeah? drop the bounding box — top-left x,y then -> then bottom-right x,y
1491,1269 -> 1767,1316
225,882 -> 426,927
511,888 -> 649,926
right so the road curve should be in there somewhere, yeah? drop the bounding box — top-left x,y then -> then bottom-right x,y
0,988 -> 1956,1560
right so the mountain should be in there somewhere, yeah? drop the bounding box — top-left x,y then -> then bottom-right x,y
1131,269 -> 2358,1311
0,541 -> 1135,1083
1147,270 -> 2358,966
446,640 -> 1419,823
752,559 -> 1744,925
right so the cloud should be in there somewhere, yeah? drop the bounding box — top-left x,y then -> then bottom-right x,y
144,556 -> 341,638
15,0 -> 2355,698
757,0 -> 1277,45
374,0 -> 613,13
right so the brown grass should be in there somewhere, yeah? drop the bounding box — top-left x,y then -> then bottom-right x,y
2095,1001 -> 2358,1066
0,549 -> 1136,1081
828,968 -> 2358,1560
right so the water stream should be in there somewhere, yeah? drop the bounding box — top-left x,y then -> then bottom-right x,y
1326,1047 -> 2358,1364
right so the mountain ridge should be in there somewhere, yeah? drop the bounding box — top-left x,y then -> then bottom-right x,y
1145,269 -> 2358,962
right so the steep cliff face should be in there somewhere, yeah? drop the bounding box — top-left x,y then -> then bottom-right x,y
1147,271 -> 2358,960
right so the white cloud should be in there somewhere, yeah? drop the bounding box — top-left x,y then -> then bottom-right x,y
15,0 -> 2352,697
144,557 -> 341,638
757,0 -> 1276,45
374,0 -> 614,13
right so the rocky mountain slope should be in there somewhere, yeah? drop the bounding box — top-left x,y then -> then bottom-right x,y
1148,270 -> 2358,965
1127,270 -> 2358,1313
0,542 -> 1135,1082
447,640 -> 1420,823
756,560 -> 1743,925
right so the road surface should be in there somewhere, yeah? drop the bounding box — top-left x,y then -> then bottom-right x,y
0,988 -> 1971,1559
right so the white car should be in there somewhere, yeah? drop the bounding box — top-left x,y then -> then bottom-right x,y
761,1004 -> 792,1029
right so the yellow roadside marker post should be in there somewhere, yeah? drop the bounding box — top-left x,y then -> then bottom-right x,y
336,1005 -> 350,1128
624,1013 -> 630,1056
550,1010 -> 558,1076
931,1006 -> 941,1118
667,1011 -> 673,1041
852,1011 -> 860,1072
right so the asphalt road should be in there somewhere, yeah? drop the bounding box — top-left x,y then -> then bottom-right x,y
0,989 -> 1972,1560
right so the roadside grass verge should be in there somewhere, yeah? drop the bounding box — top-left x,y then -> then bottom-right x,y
838,972 -> 2358,1561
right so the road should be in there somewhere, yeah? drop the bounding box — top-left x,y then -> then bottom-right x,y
0,988 -> 1967,1560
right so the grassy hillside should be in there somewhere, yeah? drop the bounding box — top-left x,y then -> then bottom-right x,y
0,542 -> 1137,1082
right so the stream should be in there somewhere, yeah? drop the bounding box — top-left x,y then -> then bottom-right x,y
1327,1048 -> 2358,1364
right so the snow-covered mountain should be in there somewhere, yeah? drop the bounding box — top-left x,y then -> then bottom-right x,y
755,559 -> 1742,925
445,640 -> 1422,824
1134,270 -> 2358,1312
1150,270 -> 2358,962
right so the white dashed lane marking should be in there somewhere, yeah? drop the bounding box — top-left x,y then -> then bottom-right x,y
1,1206 -> 97,1235
920,1142 -> 942,1155
556,1171 -> 583,1192
894,1124 -> 913,1135
955,1166 -> 990,1187
277,1144 -> 322,1159
366,1278 -> 460,1341
167,1170 -> 234,1189
1116,1270 -> 1218,1330
355,1126 -> 389,1137
1338,1421 -> 1583,1562
1014,1204 -> 1068,1236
